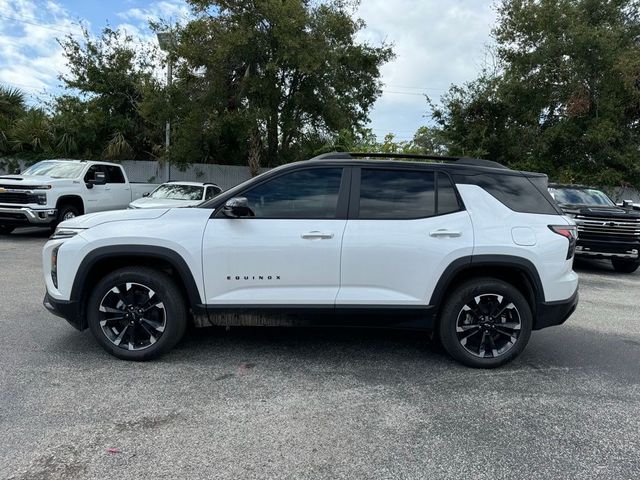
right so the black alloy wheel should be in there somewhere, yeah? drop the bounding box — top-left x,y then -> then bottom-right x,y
455,294 -> 522,359
98,282 -> 167,351
439,278 -> 532,368
87,267 -> 187,360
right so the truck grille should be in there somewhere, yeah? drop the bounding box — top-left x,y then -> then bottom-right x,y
0,192 -> 39,205
575,215 -> 640,239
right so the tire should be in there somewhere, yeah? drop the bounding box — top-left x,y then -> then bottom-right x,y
0,225 -> 14,235
611,258 -> 640,274
56,204 -> 80,226
438,278 -> 533,369
86,266 -> 187,361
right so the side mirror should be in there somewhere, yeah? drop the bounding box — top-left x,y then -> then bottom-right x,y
222,197 -> 254,218
86,171 -> 106,189
143,192 -> 150,197
622,199 -> 634,209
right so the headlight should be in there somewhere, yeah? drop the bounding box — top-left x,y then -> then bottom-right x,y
50,227 -> 86,240
51,244 -> 60,288
36,193 -> 47,205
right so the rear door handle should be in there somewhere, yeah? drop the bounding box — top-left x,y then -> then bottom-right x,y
301,231 -> 334,240
430,229 -> 462,238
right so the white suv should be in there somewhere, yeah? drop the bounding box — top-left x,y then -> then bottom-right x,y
42,153 -> 579,368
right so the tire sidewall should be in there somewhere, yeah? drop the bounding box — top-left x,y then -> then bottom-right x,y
57,205 -> 80,225
439,279 -> 533,368
611,258 -> 640,273
87,268 -> 186,360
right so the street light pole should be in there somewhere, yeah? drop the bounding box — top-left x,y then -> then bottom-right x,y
157,31 -> 174,182
165,59 -> 172,182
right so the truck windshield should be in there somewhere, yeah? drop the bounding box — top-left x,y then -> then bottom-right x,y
549,187 -> 615,207
21,161 -> 85,179
150,184 -> 204,200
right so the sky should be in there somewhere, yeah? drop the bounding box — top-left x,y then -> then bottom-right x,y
0,0 -> 496,142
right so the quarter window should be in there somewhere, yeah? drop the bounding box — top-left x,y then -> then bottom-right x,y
358,169 -> 436,219
437,172 -> 461,215
242,168 -> 343,218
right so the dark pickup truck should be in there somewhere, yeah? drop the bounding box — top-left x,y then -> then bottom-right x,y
549,184 -> 640,273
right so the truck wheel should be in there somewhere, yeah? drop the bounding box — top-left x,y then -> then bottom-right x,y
0,225 -> 14,235
86,267 -> 187,361
58,205 -> 80,223
438,278 -> 533,369
611,258 -> 640,273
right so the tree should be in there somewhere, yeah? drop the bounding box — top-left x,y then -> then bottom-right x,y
57,27 -> 161,160
428,0 -> 640,185
150,0 -> 393,168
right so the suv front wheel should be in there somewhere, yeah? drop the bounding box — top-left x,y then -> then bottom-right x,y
439,278 -> 533,368
611,258 -> 640,274
87,267 -> 187,360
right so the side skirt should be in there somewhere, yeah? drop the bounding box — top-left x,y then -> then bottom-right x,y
194,305 -> 436,330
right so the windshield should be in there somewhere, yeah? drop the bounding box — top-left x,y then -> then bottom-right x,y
150,184 -> 204,200
21,161 -> 85,179
549,187 -> 615,207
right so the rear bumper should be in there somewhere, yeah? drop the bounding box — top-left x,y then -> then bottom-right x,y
43,292 -> 84,330
534,289 -> 579,330
0,206 -> 57,225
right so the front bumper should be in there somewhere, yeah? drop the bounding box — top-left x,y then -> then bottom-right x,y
0,206 -> 57,225
534,289 -> 579,330
575,238 -> 640,260
43,292 -> 84,330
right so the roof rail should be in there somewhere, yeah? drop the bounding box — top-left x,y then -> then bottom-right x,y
309,151 -> 508,169
456,157 -> 509,169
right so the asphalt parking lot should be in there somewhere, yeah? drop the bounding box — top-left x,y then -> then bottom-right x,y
1,229 -> 639,480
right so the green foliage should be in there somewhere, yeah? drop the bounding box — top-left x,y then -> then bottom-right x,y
428,0 -> 640,186
141,0 -> 393,168
56,26 -> 161,160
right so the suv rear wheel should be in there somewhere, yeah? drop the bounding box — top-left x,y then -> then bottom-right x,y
611,258 -> 640,274
439,278 -> 533,368
87,267 -> 187,361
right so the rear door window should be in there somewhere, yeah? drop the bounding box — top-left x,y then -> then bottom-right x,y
358,169 -> 436,219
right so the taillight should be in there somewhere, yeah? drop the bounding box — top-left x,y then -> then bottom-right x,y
549,225 -> 578,259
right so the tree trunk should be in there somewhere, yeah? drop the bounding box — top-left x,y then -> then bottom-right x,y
266,111 -> 278,167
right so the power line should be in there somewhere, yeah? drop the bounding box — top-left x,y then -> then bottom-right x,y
0,12 -> 79,35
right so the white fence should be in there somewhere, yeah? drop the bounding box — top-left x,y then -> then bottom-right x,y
0,159 -> 267,190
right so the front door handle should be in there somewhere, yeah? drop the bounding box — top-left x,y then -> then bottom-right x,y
430,229 -> 462,238
301,231 -> 334,240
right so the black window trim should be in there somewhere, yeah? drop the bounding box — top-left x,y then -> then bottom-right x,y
348,166 -> 466,220
212,165 -> 352,220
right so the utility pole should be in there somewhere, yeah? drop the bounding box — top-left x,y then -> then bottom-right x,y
157,31 -> 174,182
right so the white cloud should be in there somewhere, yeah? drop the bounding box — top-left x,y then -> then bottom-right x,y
357,0 -> 496,139
0,0 -> 84,100
117,0 -> 191,27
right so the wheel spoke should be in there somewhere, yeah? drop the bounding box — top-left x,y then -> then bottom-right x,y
140,317 -> 165,333
495,322 -> 521,330
494,327 -> 517,342
456,324 -> 481,333
487,333 -> 499,357
460,328 -> 482,346
99,305 -> 125,314
99,316 -> 124,327
139,321 -> 158,344
113,325 -> 129,346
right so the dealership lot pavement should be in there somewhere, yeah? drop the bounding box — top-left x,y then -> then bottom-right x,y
1,229 -> 639,480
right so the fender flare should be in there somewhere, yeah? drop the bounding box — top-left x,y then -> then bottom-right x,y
429,254 -> 545,307
70,245 -> 203,309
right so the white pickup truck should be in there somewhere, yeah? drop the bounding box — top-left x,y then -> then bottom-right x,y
0,159 -> 158,234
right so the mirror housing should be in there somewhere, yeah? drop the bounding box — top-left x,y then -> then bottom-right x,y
222,197 -> 254,218
86,171 -> 106,189
143,192 -> 150,197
